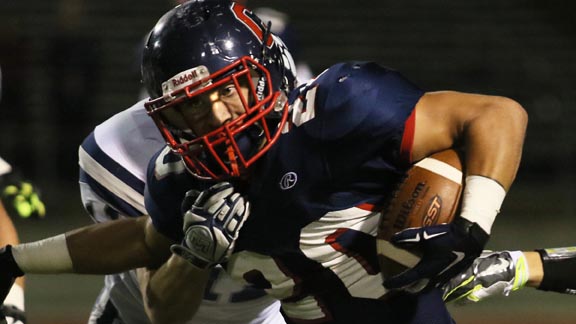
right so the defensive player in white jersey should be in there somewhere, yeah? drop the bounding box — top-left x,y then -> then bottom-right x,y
77,99 -> 284,323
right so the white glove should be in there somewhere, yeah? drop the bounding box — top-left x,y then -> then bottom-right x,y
171,182 -> 250,269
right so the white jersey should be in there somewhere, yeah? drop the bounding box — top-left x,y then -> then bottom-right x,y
78,99 -> 284,324
0,156 -> 12,177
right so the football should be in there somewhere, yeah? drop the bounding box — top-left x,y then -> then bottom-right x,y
376,149 -> 464,280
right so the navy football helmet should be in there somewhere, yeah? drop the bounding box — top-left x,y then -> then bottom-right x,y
142,0 -> 297,180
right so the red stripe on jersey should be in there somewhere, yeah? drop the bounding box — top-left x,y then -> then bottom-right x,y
356,203 -> 378,212
325,228 -> 378,275
400,108 -> 416,164
325,228 -> 346,250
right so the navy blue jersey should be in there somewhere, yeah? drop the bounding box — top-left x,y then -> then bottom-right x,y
145,62 -> 454,323
239,62 -> 421,253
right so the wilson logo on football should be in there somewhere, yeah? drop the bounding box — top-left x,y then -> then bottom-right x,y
393,182 -> 426,230
422,195 -> 442,226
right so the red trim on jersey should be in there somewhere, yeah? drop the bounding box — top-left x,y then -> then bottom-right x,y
400,109 -> 416,164
325,228 -> 347,251
356,203 -> 378,212
325,228 -> 377,275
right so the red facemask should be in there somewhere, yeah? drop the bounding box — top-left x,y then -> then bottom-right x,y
145,56 -> 289,180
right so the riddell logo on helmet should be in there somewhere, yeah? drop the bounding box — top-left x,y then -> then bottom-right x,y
172,71 -> 200,87
162,66 -> 210,96
256,76 -> 266,101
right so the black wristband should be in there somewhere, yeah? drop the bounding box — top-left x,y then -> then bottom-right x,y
0,246 -> 24,277
0,245 -> 24,306
536,248 -> 576,295
452,217 -> 490,250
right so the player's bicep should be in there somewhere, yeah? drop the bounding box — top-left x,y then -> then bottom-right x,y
411,90 -> 527,165
411,91 -> 497,162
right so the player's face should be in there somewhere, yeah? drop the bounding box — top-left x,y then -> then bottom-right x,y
146,60 -> 288,179
173,80 -> 251,137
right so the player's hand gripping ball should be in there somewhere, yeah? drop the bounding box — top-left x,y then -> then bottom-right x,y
384,217 -> 489,293
171,182 -> 250,269
377,149 -> 464,291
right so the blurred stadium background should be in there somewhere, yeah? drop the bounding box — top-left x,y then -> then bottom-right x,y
1,0 -> 575,323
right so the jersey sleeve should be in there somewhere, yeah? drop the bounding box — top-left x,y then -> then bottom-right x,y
294,62 -> 424,166
144,147 -> 207,242
78,100 -> 166,222
0,157 -> 12,177
79,132 -> 147,221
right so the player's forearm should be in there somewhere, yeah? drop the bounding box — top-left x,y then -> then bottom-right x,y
11,217 -> 167,275
524,251 -> 544,287
459,95 -> 527,234
143,254 -> 210,324
67,217 -> 167,273
462,96 -> 527,191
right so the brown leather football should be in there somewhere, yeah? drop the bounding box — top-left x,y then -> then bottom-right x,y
377,149 -> 464,280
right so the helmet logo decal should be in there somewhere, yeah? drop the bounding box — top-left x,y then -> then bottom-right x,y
231,3 -> 273,48
280,172 -> 298,190
256,76 -> 266,101
162,65 -> 211,97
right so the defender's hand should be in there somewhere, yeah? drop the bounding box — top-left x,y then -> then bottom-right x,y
171,182 -> 250,269
1,174 -> 45,219
442,250 -> 528,304
383,217 -> 489,293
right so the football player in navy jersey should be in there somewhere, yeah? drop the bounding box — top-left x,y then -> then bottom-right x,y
117,1 -> 528,323
0,1 -> 574,323
136,1 -> 527,323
